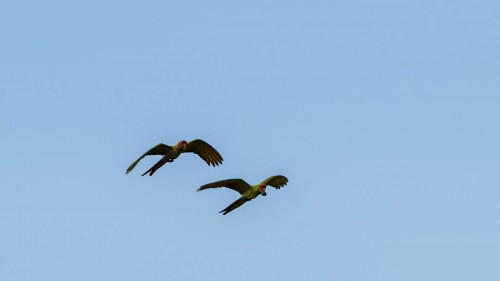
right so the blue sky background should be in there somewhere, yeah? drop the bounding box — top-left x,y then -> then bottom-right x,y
1,0 -> 499,280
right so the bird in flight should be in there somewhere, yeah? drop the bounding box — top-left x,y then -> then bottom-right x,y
126,139 -> 223,176
197,175 -> 288,215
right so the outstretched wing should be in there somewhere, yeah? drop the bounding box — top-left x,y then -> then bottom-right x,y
259,175 -> 288,189
126,143 -> 172,174
197,179 -> 251,195
184,139 -> 223,167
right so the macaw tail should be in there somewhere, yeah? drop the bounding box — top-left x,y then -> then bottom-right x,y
141,158 -> 171,176
219,197 -> 249,215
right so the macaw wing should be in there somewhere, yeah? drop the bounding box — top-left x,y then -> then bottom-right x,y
197,179 -> 251,195
260,175 -> 288,189
126,143 -> 172,174
185,139 -> 223,166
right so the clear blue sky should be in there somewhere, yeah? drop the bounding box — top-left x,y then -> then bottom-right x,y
1,0 -> 499,280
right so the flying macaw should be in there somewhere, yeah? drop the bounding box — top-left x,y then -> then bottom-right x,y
197,175 -> 288,215
126,139 -> 223,176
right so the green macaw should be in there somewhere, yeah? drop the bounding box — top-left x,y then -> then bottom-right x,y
126,139 -> 223,176
197,175 -> 288,215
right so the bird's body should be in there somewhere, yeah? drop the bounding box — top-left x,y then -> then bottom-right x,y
241,185 -> 263,200
197,175 -> 288,215
126,139 -> 223,176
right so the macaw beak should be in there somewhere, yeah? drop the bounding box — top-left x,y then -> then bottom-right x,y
261,191 -> 267,196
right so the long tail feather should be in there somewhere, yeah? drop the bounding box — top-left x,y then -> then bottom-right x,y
141,167 -> 154,176
219,197 -> 249,215
141,158 -> 170,176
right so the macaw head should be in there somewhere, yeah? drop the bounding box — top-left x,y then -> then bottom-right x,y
258,184 -> 267,196
178,140 -> 188,151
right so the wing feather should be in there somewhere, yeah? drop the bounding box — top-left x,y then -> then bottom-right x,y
259,175 -> 288,189
184,139 -> 223,166
197,179 -> 251,195
126,143 -> 171,174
